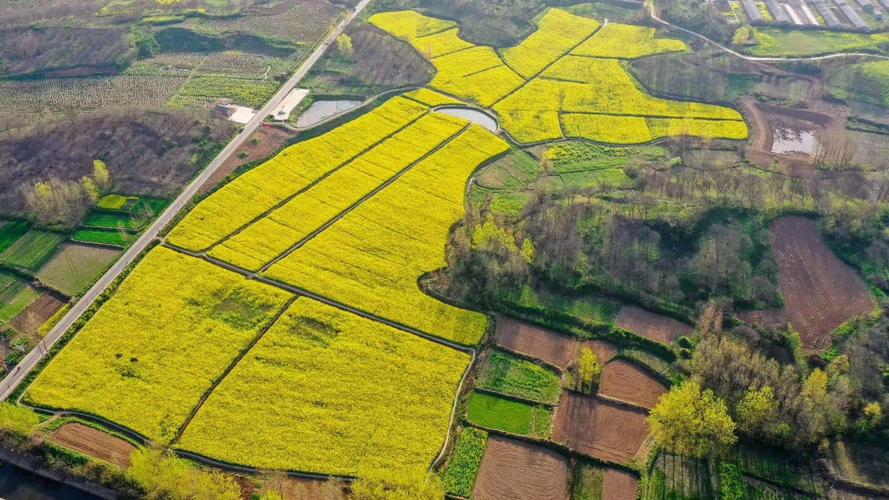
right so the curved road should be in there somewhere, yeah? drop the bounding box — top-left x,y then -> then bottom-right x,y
0,0 -> 373,402
646,1 -> 889,62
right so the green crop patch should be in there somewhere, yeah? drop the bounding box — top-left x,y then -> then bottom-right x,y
477,351 -> 562,404
0,272 -> 40,323
466,391 -> 552,438
72,229 -> 136,248
0,230 -> 65,272
0,221 -> 30,255
442,427 -> 488,497
84,213 -> 145,231
97,194 -> 137,211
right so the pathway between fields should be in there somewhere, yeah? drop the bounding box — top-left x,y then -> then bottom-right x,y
0,0 -> 374,402
646,1 -> 889,62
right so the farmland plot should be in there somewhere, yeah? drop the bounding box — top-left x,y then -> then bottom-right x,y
25,247 -> 291,442
371,9 -> 748,145
598,359 -> 667,410
472,436 -> 571,500
176,298 -> 469,477
494,316 -> 617,370
552,392 -> 650,465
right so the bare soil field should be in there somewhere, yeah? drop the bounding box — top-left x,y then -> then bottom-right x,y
614,306 -> 691,345
552,393 -> 649,465
50,423 -> 136,469
603,468 -> 640,500
495,316 -> 617,370
472,435 -> 571,500
761,217 -> 874,351
200,125 -> 295,195
598,359 -> 667,410
259,476 -> 349,500
10,293 -> 66,336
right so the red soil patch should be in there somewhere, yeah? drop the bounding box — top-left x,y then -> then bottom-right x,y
199,125 -> 295,195
50,423 -> 136,469
603,469 -> 639,500
472,435 -> 571,500
552,393 -> 649,466
757,217 -> 874,351
615,306 -> 691,345
495,316 -> 617,370
11,293 -> 65,335
599,360 -> 667,410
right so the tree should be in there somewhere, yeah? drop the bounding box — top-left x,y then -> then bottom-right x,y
22,177 -> 94,229
93,159 -> 111,193
128,448 -> 240,500
337,34 -> 354,59
576,347 -> 601,392
736,386 -> 777,436
649,380 -> 737,458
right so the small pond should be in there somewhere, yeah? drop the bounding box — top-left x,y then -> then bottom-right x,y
0,461 -> 99,499
771,127 -> 819,156
435,107 -> 499,133
296,100 -> 362,128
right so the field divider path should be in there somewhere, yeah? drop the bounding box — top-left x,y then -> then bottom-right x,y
488,18 -> 609,109
169,295 -> 300,446
256,123 -> 473,273
162,243 -> 476,354
204,111 -> 431,253
0,0 -> 374,402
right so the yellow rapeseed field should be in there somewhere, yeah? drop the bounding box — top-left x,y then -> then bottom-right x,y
25,247 -> 292,442
207,112 -> 468,271
176,298 -> 470,477
403,88 -> 463,107
372,9 -> 748,144
263,125 -> 509,345
167,97 -> 428,252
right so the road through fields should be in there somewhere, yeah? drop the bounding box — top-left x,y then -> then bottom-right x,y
0,0 -> 373,401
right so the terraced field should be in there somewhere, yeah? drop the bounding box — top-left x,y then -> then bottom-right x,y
371,9 -> 748,144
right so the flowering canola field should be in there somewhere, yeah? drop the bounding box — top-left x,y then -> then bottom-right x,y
176,298 -> 470,477
370,9 -> 748,144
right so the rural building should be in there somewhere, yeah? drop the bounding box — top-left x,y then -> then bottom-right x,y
811,0 -> 844,27
742,0 -> 766,23
855,0 -> 876,14
765,0 -> 792,22
835,0 -> 869,29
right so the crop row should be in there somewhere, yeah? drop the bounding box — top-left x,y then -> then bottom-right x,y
167,96 -> 429,252
176,298 -> 470,477
207,111 -> 468,271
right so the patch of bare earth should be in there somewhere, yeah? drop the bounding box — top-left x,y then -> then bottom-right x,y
552,393 -> 649,466
10,293 -> 65,335
50,423 -> 136,469
472,435 -> 570,500
260,476 -> 349,500
494,316 -> 616,370
750,217 -> 875,351
199,125 -> 294,195
599,360 -> 667,410
615,306 -> 691,345
603,469 -> 639,500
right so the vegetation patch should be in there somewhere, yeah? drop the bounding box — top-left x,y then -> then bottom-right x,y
477,350 -> 562,404
441,427 -> 488,497
36,244 -> 121,297
0,221 -> 29,255
0,230 -> 65,272
72,229 -> 136,248
84,213 -> 146,231
0,272 -> 40,323
466,391 -> 552,438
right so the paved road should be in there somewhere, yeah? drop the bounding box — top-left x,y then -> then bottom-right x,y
0,0 -> 373,402
647,1 -> 889,62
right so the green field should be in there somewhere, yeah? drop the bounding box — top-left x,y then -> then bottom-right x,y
36,244 -> 121,297
441,427 -> 488,497
0,273 -> 40,323
0,230 -> 65,271
97,194 -> 137,211
477,351 -> 562,404
0,221 -> 29,255
828,60 -> 889,108
747,28 -> 889,57
466,391 -> 552,438
84,213 -> 145,231
506,284 -> 621,326
72,229 -> 136,247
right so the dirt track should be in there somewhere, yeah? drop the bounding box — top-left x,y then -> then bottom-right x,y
603,468 -> 640,500
552,393 -> 649,465
599,359 -> 667,410
473,435 -> 570,500
50,422 -> 136,469
495,316 -> 617,370
767,216 -> 874,350
615,306 -> 691,345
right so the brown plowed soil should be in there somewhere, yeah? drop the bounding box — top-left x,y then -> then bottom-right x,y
603,469 -> 640,500
199,125 -> 295,195
472,435 -> 570,500
615,306 -> 691,345
261,476 -> 349,500
767,216 -> 874,351
552,393 -> 649,465
495,316 -> 617,370
599,360 -> 667,410
50,423 -> 137,469
11,293 -> 65,335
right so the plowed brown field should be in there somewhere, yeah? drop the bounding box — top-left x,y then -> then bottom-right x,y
11,293 -> 65,335
495,316 -> 617,370
473,435 -> 570,500
750,217 -> 875,351
615,306 -> 691,345
50,422 -> 137,468
552,393 -> 648,465
603,469 -> 639,500
599,360 -> 667,410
